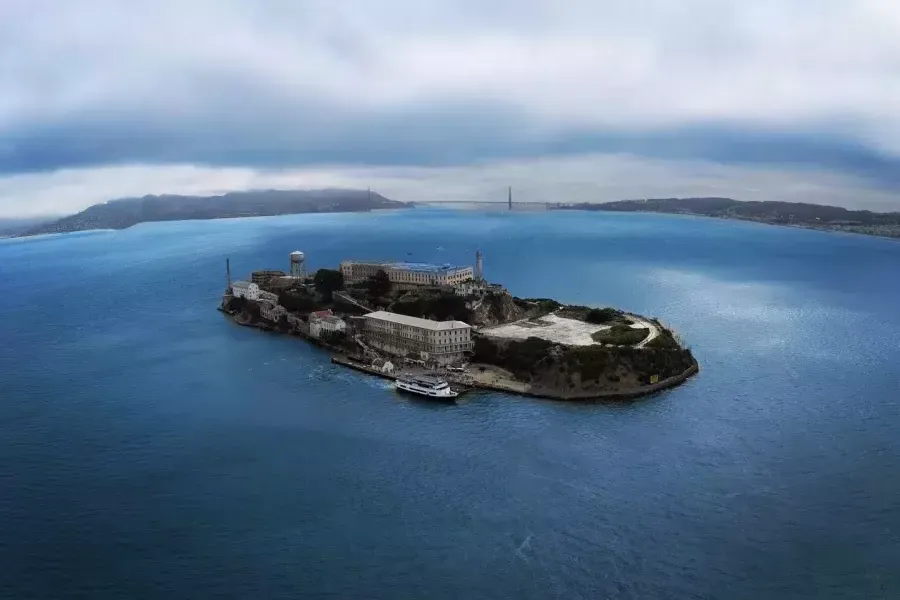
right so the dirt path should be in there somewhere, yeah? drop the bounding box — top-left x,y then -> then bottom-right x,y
627,314 -> 661,348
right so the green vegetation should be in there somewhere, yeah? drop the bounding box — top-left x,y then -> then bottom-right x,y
276,314 -> 292,332
473,336 -> 554,380
365,270 -> 392,303
244,300 -> 261,318
592,324 -> 649,346
555,305 -> 590,320
585,308 -> 620,324
279,290 -> 320,313
521,297 -> 562,314
474,334 -> 695,389
313,269 -> 344,301
226,294 -> 247,312
561,345 -> 694,386
320,329 -> 350,348
391,292 -> 473,322
645,328 -> 681,349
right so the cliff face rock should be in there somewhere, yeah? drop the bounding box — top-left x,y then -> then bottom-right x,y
468,291 -> 526,327
384,289 -> 525,327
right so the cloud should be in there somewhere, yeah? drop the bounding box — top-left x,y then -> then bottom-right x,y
2,0 -> 900,213
2,154 -> 898,218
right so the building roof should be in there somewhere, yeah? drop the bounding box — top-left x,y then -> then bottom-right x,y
232,280 -> 253,289
364,311 -> 471,330
311,309 -> 334,319
389,262 -> 469,274
342,260 -> 469,274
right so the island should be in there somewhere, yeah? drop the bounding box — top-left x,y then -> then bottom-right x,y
554,197 -> 900,239
218,251 -> 699,401
20,189 -> 410,237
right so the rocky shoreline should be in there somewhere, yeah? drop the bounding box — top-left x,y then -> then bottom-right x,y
330,353 -> 699,402
220,284 -> 700,402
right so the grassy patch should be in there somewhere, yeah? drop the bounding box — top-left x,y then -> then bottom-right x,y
591,324 -> 649,346
519,297 -> 563,314
585,308 -> 620,324
645,329 -> 680,349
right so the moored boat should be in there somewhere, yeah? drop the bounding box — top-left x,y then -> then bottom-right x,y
395,375 -> 459,400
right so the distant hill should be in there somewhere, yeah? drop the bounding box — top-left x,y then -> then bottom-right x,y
0,216 -> 59,238
22,189 -> 411,237
557,197 -> 900,239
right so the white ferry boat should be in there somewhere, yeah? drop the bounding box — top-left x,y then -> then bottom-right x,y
394,375 -> 459,400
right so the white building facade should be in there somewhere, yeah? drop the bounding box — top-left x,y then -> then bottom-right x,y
362,311 -> 473,365
340,261 -> 474,287
309,310 -> 347,339
260,302 -> 286,322
231,281 -> 260,300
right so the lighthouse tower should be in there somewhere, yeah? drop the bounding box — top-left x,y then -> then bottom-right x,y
475,250 -> 484,281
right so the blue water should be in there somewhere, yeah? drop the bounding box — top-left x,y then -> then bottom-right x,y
1,209 -> 898,599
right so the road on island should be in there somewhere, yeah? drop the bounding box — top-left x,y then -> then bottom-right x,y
627,314 -> 661,348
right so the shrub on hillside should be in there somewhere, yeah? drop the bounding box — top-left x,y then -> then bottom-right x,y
585,308 -> 619,324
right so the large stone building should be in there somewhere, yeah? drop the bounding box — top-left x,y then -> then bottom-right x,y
340,261 -> 474,287
231,281 -> 277,303
362,310 -> 473,365
231,281 -> 260,300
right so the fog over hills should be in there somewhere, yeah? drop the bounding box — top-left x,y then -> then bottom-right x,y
22,189 -> 409,237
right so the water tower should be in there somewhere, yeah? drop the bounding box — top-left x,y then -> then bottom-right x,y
290,251 -> 306,279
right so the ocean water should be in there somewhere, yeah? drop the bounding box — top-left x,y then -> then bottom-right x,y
1,208 -> 898,599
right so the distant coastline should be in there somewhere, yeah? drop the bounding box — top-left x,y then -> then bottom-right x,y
552,197 -> 900,240
16,193 -> 900,240
17,189 -> 411,237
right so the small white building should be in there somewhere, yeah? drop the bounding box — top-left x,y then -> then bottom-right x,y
260,302 -> 287,322
309,310 -> 347,339
231,281 -> 260,301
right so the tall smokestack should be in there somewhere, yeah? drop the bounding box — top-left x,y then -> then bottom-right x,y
226,258 -> 232,290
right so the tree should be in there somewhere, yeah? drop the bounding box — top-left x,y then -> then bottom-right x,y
368,269 -> 392,299
313,269 -> 344,301
228,294 -> 247,311
279,290 -> 319,313
585,308 -> 618,324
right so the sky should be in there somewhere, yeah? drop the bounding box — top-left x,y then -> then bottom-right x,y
1,0 -> 899,217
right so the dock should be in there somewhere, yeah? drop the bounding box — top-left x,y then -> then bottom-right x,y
331,355 -> 475,398
332,354 -> 698,402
